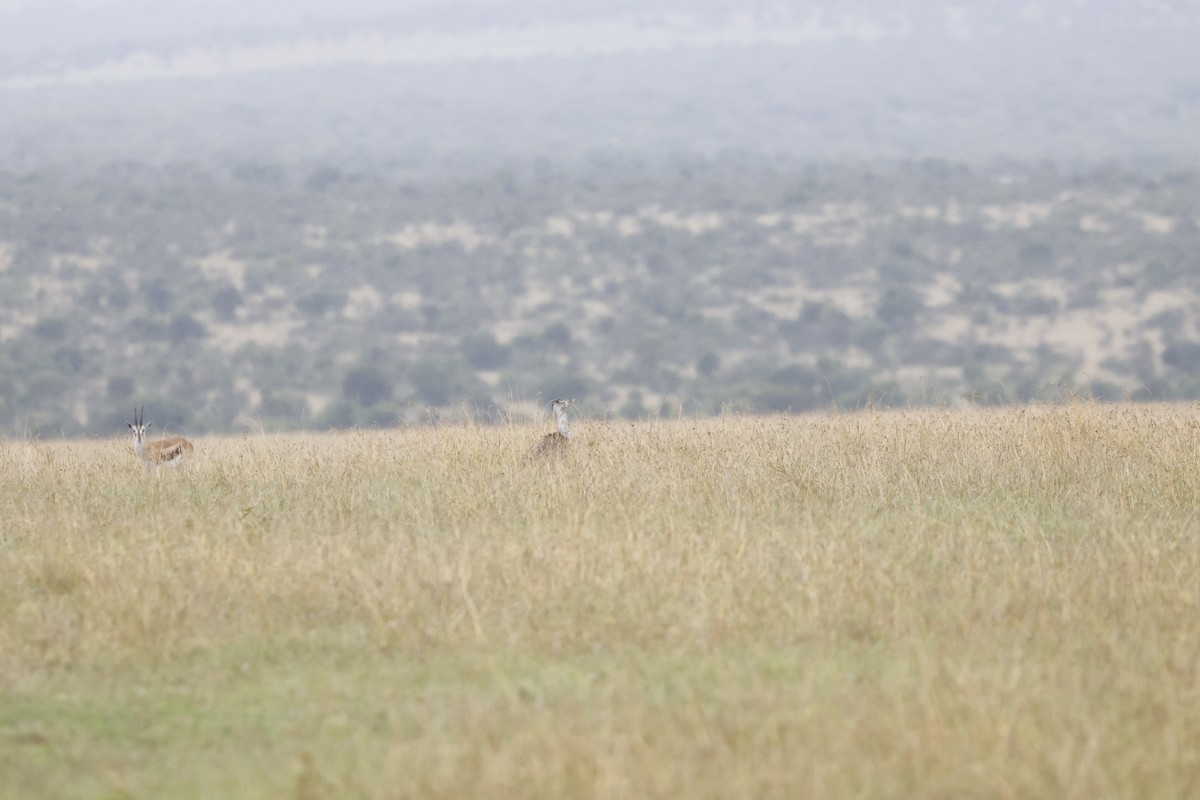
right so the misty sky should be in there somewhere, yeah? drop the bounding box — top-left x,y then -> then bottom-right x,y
1,0 -> 1197,168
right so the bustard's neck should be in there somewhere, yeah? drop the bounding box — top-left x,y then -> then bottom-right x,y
556,408 -> 571,438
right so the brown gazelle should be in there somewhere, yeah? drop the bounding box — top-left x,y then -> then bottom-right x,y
128,405 -> 193,469
530,398 -> 573,457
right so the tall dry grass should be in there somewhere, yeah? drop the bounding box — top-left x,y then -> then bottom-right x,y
1,403 -> 1199,798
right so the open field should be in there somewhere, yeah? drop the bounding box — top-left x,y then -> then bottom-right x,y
2,404 -> 1200,798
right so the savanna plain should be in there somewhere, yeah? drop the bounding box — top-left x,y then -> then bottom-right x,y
2,404 -> 1199,799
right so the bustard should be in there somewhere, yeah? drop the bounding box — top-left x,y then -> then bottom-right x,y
530,398 -> 573,457
127,405 -> 193,469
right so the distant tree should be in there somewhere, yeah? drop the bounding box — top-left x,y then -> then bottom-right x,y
168,314 -> 207,344
1144,309 -> 1184,336
409,359 -> 453,406
305,166 -> 342,192
620,391 -> 649,419
1087,380 -> 1124,402
106,278 -> 132,311
212,286 -> 243,321
853,320 -> 889,353
876,287 -> 924,331
697,351 -> 720,377
144,279 -> 173,310
107,375 -> 135,401
127,317 -> 167,344
52,346 -> 88,374
23,372 -> 68,404
152,400 -> 193,431
743,364 -> 823,412
1010,293 -> 1060,317
1018,242 -> 1054,271
1163,342 -> 1200,373
633,335 -> 666,368
460,332 -> 510,369
421,304 -> 442,330
343,365 -> 393,406
260,392 -> 309,419
734,305 -> 775,336
779,301 -> 854,351
296,291 -> 346,318
542,321 -> 572,347
32,317 -> 68,341
369,307 -> 421,334
317,399 -> 358,429
231,161 -> 283,185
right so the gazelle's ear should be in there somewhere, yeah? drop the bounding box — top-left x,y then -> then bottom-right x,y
128,422 -> 134,429
146,422 -> 152,430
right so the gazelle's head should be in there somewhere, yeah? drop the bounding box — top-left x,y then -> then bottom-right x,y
127,405 -> 151,445
550,398 -> 573,437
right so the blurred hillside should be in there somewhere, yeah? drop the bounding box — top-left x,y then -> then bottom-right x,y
1,158 -> 1198,435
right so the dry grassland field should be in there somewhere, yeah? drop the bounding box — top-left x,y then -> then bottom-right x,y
2,404 -> 1200,798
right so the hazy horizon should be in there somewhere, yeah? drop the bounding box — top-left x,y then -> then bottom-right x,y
2,0 -> 1198,171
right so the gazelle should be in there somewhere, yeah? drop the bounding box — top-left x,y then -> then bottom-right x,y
530,398 -> 573,457
127,405 -> 193,469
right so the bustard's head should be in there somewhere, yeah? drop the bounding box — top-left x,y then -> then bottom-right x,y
127,405 -> 151,444
550,398 -> 573,437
